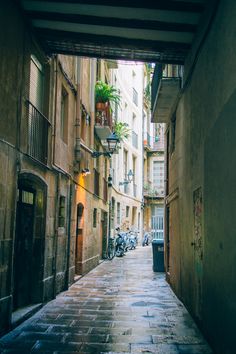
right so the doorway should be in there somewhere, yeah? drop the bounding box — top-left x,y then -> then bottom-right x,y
75,203 -> 84,275
100,211 -> 108,259
13,174 -> 46,311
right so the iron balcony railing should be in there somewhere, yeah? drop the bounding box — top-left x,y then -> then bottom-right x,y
27,100 -> 50,165
95,104 -> 112,129
151,65 -> 162,111
132,131 -> 138,149
151,64 -> 182,111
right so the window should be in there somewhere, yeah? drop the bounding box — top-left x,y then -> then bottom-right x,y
94,168 -> 100,197
170,113 -> 176,153
117,202 -> 121,225
151,206 -> 164,239
29,55 -> 44,112
123,149 -> 128,180
22,190 -> 34,205
133,88 -> 138,106
60,87 -> 68,143
58,196 -> 66,227
28,55 -> 50,164
126,206 -> 130,218
93,208 -> 97,228
153,161 -> 164,191
111,198 -> 115,229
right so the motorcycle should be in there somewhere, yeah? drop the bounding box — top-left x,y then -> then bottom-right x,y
142,231 -> 150,246
115,228 -> 125,257
128,230 -> 138,250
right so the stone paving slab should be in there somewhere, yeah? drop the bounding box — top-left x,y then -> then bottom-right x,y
0,246 -> 213,353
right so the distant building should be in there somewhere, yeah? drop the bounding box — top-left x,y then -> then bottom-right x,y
109,62 -> 144,239
143,64 -> 165,239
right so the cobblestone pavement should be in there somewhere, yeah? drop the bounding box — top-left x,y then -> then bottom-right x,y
0,246 -> 213,354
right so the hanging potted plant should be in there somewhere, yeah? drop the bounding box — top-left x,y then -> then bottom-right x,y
95,81 -> 121,111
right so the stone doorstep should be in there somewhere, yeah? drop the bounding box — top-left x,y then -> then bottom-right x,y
11,303 -> 43,329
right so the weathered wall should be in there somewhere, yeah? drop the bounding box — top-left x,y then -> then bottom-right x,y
0,1 -> 26,333
0,1 -> 77,334
74,58 -> 108,275
169,1 -> 236,352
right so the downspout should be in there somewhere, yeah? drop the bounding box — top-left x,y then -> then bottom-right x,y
53,172 -> 60,298
52,55 -> 60,298
65,181 -> 73,289
74,57 -> 82,171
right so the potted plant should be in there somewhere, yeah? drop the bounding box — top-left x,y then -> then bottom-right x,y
113,121 -> 130,142
95,81 -> 121,111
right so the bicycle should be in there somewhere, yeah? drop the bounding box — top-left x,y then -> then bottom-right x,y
107,237 -> 115,260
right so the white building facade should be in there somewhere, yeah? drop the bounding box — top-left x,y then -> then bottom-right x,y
109,62 -> 144,238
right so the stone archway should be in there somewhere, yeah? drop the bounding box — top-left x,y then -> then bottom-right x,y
13,173 -> 47,310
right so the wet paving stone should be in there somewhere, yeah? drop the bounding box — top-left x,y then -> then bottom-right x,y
0,246 -> 213,353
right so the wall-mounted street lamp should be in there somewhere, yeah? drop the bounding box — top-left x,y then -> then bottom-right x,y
92,132 -> 120,158
119,169 -> 134,185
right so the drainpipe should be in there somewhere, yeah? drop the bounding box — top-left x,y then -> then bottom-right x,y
74,57 -> 82,171
65,181 -> 73,289
53,171 -> 60,298
52,55 -> 60,298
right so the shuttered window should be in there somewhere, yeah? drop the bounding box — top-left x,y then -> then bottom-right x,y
27,54 -> 50,165
29,55 -> 44,112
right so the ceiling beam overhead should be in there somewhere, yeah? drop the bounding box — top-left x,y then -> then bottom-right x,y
36,28 -> 191,51
20,0 -> 208,63
23,0 -> 205,13
26,11 -> 197,33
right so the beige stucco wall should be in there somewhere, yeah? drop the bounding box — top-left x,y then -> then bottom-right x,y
168,1 -> 236,353
0,2 -> 77,334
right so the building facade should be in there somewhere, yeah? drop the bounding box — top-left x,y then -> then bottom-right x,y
0,1 -> 81,333
0,3 -> 112,334
143,65 -> 165,239
151,2 -> 236,352
109,62 -> 144,239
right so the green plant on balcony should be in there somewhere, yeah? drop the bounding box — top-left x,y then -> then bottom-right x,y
144,82 -> 151,106
143,182 -> 158,196
113,121 -> 130,142
95,81 -> 121,110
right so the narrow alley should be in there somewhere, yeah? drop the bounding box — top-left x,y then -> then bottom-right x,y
0,246 -> 212,354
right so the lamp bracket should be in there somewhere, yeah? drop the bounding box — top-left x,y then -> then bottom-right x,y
91,151 -> 111,158
119,180 -> 129,186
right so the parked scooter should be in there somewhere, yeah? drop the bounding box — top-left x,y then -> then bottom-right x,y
142,231 -> 150,246
128,229 -> 138,250
129,233 -> 138,250
115,228 -> 125,257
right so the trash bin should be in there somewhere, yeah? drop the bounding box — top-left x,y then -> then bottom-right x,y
152,239 -> 165,272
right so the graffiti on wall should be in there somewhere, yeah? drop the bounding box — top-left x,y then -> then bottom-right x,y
193,187 -> 203,260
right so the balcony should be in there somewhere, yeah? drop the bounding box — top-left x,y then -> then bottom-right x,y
151,64 -> 182,123
143,182 -> 165,199
132,131 -> 138,149
94,104 -> 112,142
152,135 -> 165,151
143,132 -> 151,148
27,101 -> 50,165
